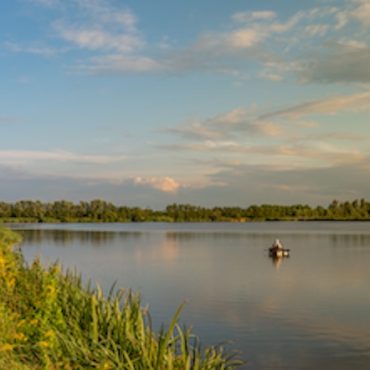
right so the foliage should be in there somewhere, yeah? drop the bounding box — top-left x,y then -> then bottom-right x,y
0,228 -> 242,369
1,198 -> 370,223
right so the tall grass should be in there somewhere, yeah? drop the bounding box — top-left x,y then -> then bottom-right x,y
0,227 -> 243,369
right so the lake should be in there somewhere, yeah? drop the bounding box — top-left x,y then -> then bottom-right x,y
10,222 -> 370,369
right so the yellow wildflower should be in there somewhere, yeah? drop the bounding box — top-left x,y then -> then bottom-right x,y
13,332 -> 27,341
0,343 -> 14,352
45,330 -> 54,338
46,284 -> 56,295
38,341 -> 49,348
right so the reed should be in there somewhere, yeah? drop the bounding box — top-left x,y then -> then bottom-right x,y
0,228 -> 243,369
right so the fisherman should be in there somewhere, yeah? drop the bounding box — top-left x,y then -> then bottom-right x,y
272,239 -> 283,250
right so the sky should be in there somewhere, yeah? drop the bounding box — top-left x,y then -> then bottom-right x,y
1,0 -> 370,208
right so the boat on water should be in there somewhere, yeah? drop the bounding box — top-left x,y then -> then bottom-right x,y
269,239 -> 290,257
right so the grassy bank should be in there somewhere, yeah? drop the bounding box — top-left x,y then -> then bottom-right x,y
0,228 -> 242,369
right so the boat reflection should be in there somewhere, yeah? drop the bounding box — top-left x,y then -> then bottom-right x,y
270,255 -> 284,269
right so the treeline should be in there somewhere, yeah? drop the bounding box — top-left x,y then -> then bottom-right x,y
1,198 -> 370,222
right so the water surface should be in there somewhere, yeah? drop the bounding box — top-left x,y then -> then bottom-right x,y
11,222 -> 370,369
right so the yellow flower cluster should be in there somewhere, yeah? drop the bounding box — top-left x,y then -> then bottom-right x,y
13,332 -> 27,342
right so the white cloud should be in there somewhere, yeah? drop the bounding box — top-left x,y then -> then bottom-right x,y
228,28 -> 265,48
232,11 -> 277,22
54,22 -> 143,53
134,176 -> 181,193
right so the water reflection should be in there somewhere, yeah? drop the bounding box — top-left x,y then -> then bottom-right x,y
20,229 -> 143,247
162,233 -> 179,262
329,233 -> 370,248
134,233 -> 179,264
270,256 -> 283,269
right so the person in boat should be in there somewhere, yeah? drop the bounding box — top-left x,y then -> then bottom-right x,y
272,239 -> 283,250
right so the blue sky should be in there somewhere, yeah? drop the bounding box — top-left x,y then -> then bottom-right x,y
1,0 -> 370,208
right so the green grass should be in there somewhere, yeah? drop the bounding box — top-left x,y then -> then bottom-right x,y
0,227 -> 243,369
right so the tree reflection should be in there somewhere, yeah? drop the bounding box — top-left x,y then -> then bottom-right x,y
20,229 -> 143,247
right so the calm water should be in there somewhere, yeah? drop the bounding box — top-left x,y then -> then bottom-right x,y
10,222 -> 370,369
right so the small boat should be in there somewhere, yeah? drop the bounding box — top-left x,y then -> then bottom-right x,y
269,239 -> 290,258
269,248 -> 290,257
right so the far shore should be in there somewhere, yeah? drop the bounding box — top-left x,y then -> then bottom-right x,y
1,198 -> 369,223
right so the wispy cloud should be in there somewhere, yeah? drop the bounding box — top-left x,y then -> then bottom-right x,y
22,0 -> 370,81
57,4 -> 324,75
304,24 -> 329,37
78,54 -> 162,74
72,0 -> 138,31
232,11 -> 277,22
54,22 -> 143,53
260,92 -> 370,120
29,0 -> 137,30
50,0 -> 143,54
0,150 -> 126,165
165,108 -> 259,141
3,41 -> 62,57
163,141 -> 367,168
24,0 -> 142,56
167,92 -> 370,144
173,3 -> 370,81
163,90 -> 370,173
